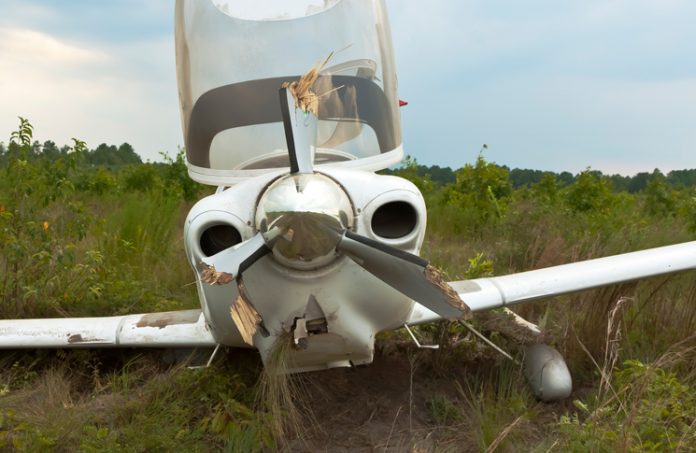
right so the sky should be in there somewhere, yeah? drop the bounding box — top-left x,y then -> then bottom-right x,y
1,0 -> 695,175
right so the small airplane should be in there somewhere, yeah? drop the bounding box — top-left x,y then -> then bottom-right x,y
1,0 -> 694,403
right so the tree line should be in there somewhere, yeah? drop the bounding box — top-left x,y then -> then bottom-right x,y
0,118 -> 200,202
0,139 -> 142,167
383,160 -> 696,192
2,132 -> 694,193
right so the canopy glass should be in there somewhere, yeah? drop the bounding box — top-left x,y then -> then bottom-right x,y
175,0 -> 402,184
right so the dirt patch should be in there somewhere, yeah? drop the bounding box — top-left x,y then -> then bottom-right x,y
274,332 -> 582,452
282,345 -> 492,451
286,353 -> 434,451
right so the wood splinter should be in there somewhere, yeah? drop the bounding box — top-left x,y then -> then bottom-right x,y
230,281 -> 262,346
281,50 -> 343,116
424,264 -> 473,320
198,263 -> 233,285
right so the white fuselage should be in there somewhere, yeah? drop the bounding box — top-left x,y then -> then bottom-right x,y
184,169 -> 427,372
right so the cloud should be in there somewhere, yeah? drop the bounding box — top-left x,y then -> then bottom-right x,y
388,0 -> 696,174
0,28 -> 110,66
0,24 -> 180,161
0,28 -> 115,145
2,1 -> 695,175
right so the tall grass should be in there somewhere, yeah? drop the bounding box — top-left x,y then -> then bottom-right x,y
1,121 -> 695,449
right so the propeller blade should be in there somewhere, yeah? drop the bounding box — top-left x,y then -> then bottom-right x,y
279,87 -> 316,174
337,231 -> 471,320
198,234 -> 271,346
199,233 -> 270,283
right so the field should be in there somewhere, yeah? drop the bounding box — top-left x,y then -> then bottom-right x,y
1,120 -> 695,451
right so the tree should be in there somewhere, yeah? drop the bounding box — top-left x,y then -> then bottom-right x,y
42,140 -> 60,159
509,168 -> 546,188
667,169 -> 696,189
117,143 -> 142,165
532,172 -> 560,204
564,169 -> 613,213
557,171 -> 575,187
627,172 -> 650,193
441,154 -> 512,229
644,170 -> 676,216
87,142 -> 142,167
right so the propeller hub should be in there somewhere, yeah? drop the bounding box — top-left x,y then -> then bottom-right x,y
255,173 -> 353,270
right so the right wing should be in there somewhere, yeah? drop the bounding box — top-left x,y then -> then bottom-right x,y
408,241 -> 696,325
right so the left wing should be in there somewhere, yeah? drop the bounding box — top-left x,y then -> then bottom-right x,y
408,241 -> 696,325
0,309 -> 217,348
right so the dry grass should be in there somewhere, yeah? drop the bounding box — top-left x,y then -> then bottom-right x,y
255,334 -> 321,448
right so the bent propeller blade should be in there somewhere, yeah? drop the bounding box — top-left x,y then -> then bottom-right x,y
199,233 -> 270,283
279,87 -> 316,174
337,231 -> 471,320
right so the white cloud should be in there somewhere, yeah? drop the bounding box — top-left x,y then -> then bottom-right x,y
0,28 -> 110,65
0,26 -> 180,161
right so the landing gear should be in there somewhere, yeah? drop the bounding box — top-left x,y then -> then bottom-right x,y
472,309 -> 573,401
524,344 -> 572,402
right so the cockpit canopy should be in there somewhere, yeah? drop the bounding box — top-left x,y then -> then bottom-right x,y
175,0 -> 402,185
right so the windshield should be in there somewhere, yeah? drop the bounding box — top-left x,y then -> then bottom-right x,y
175,0 -> 402,184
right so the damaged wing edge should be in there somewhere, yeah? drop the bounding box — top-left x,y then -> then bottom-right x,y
0,309 -> 218,348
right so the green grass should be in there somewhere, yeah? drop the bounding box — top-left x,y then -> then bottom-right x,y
1,121 -> 695,450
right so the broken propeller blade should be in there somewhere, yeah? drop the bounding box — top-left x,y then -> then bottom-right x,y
199,233 -> 270,284
198,234 -> 270,346
337,231 -> 471,320
229,277 -> 269,346
279,87 -> 316,175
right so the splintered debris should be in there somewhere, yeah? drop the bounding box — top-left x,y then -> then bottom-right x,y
282,51 -> 342,116
475,308 -> 545,345
424,264 -> 473,320
231,284 -> 262,346
256,332 -> 307,441
198,263 -> 233,285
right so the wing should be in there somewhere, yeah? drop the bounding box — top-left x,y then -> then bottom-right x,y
408,241 -> 696,325
0,309 -> 221,348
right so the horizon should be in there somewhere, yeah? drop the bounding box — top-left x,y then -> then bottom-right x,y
4,134 -> 694,179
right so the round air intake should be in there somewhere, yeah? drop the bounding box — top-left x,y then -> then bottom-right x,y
200,224 -> 242,257
371,201 -> 417,239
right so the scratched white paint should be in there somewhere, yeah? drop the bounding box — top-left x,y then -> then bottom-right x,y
0,310 -> 216,348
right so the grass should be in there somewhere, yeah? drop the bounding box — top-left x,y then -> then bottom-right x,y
0,350 -> 273,451
1,125 -> 695,450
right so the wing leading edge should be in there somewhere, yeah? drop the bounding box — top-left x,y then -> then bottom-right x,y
408,241 -> 696,325
0,309 -> 218,348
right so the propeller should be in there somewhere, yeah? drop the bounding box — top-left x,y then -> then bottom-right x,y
198,85 -> 316,284
337,231 -> 470,320
281,82 -> 471,321
279,87 -> 316,175
197,83 -> 320,344
198,234 -> 270,345
199,233 -> 269,282
198,79 -> 471,345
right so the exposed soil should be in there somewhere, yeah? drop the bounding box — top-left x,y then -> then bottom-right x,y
279,341 -> 574,452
